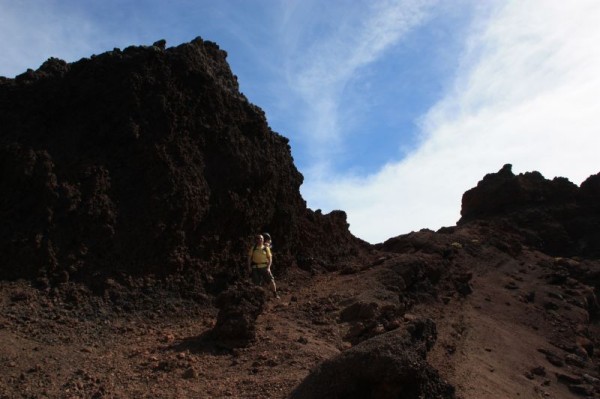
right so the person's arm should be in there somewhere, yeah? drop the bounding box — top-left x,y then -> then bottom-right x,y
266,247 -> 272,270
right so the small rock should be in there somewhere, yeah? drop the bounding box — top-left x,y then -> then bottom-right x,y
524,291 -> 536,303
162,333 -> 175,343
565,353 -> 586,368
525,371 -> 535,380
556,372 -> 582,385
568,384 -> 594,396
531,366 -> 546,376
384,319 -> 401,331
403,313 -> 417,321
583,374 -> 600,384
547,291 -> 564,300
538,348 -> 563,367
152,39 -> 167,49
182,367 -> 198,379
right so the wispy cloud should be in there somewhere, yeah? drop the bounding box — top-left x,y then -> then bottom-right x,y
306,1 -> 600,243
277,0 -> 435,171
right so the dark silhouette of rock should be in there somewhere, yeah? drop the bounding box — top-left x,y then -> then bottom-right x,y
0,38 -> 368,289
210,283 -> 266,346
290,318 -> 454,399
459,164 -> 600,258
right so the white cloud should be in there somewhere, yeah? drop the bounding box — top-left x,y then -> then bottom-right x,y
283,0 -> 435,169
305,1 -> 600,243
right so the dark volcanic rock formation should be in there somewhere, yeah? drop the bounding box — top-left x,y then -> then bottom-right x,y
459,164 -> 600,258
0,38 -> 367,288
290,318 -> 455,399
210,283 -> 267,346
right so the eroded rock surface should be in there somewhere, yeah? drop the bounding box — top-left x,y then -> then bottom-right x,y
291,319 -> 454,399
0,38 -> 367,291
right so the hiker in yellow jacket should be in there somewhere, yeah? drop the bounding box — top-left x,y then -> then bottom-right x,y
247,234 -> 279,298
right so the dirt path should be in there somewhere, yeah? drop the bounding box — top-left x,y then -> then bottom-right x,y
426,249 -> 597,399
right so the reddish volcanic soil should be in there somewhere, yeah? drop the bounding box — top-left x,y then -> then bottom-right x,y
1,223 -> 599,398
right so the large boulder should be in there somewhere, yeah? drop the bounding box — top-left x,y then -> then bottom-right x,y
290,318 -> 455,399
210,283 -> 267,346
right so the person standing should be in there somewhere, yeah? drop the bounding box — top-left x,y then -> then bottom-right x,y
247,234 -> 279,298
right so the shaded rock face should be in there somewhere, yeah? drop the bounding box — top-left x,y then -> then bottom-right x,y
290,318 -> 455,399
0,38 -> 366,287
459,164 -> 600,258
211,283 -> 267,346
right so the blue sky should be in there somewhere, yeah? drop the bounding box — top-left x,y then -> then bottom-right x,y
2,1 -> 599,243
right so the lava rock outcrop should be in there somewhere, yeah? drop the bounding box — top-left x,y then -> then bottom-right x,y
290,318 -> 455,399
210,283 -> 267,346
459,164 -> 600,258
0,38 -> 367,288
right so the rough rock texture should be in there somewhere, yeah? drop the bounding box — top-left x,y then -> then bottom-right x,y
290,318 -> 455,399
211,283 -> 267,346
0,38 -> 367,290
459,164 -> 600,257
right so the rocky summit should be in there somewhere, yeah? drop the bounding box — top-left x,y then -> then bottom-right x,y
0,39 -> 598,398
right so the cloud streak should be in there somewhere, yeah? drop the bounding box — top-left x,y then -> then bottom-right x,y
279,0 -> 435,171
305,1 -> 600,243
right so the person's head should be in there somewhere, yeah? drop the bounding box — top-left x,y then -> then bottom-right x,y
263,232 -> 271,243
255,234 -> 264,244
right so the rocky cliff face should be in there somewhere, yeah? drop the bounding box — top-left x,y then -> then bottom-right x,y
0,38 -> 367,289
459,164 -> 600,258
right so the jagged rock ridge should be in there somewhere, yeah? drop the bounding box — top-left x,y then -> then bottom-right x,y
0,38 -> 367,289
459,164 -> 600,257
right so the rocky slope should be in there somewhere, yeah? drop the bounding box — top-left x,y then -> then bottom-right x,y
0,40 -> 599,398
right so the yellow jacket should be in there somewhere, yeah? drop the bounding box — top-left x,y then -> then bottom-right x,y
249,245 -> 271,267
